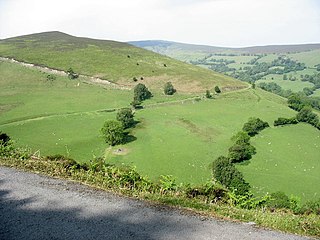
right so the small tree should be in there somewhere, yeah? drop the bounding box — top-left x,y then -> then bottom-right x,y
116,108 -> 135,129
164,82 -> 176,95
228,143 -> 256,163
134,83 -> 152,101
242,117 -> 269,136
101,120 -> 124,146
214,86 -> 221,93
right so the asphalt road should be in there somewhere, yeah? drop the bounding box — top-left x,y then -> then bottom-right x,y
0,167 -> 312,240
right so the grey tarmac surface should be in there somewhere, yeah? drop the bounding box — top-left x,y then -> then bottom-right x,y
0,167 -> 312,240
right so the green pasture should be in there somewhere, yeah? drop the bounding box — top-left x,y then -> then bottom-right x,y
289,49 -> 320,68
257,54 -> 278,63
107,89 -> 296,184
257,76 -> 314,92
0,61 -> 132,124
238,124 -> 320,202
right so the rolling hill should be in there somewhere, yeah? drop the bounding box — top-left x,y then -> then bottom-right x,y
0,32 -> 246,93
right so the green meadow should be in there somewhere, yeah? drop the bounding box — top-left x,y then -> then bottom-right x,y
238,124 -> 320,202
257,77 -> 314,92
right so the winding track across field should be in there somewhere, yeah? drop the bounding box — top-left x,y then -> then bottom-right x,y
0,167 -> 311,240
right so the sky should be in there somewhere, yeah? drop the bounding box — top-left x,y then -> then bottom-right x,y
0,0 -> 319,47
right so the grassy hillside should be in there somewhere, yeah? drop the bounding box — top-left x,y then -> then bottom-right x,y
0,32 -> 246,93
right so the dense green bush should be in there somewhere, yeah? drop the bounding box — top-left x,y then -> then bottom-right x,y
101,120 -> 125,146
0,131 -> 10,145
228,142 -> 256,163
212,156 -> 250,195
214,86 -> 221,93
116,108 -> 135,129
134,83 -> 152,101
242,117 -> 269,136
274,117 -> 298,126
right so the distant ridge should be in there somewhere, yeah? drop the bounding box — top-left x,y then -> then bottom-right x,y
129,40 -> 320,54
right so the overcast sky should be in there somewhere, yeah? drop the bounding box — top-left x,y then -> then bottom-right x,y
0,0 -> 319,47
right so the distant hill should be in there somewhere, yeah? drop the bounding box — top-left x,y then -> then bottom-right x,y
0,32 -> 246,93
129,40 -> 320,55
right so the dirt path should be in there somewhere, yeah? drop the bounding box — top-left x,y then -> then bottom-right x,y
0,167 -> 311,240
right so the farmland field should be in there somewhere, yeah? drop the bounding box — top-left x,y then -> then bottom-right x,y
257,78 -> 314,92
238,124 -> 320,202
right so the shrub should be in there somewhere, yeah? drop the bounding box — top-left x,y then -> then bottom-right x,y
274,117 -> 298,126
228,142 -> 256,163
101,120 -> 125,146
0,131 -> 10,145
134,83 -> 152,101
116,108 -> 135,129
212,156 -> 250,195
242,117 -> 269,136
214,86 -> 221,93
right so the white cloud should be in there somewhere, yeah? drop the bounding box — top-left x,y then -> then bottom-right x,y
0,0 -> 319,47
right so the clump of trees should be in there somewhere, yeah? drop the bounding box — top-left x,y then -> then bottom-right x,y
164,82 -> 176,95
242,117 -> 269,136
101,108 -> 137,146
296,107 -> 319,129
274,106 -> 320,130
